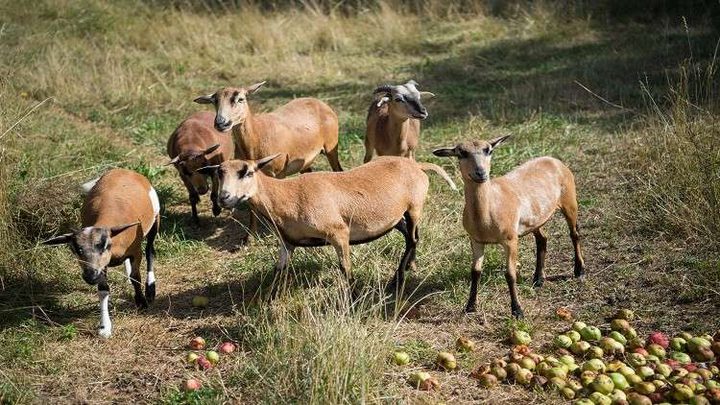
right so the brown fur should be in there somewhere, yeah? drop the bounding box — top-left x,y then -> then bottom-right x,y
364,81 -> 434,162
204,156 -> 455,293
167,111 -> 234,221
434,137 -> 585,318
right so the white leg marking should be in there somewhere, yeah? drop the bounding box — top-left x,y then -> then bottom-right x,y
148,187 -> 160,216
79,177 -> 100,194
98,290 -> 112,339
124,258 -> 132,284
146,270 -> 156,287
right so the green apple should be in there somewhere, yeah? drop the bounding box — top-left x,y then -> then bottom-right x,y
589,391 -> 612,405
580,326 -> 602,342
436,351 -> 457,370
205,350 -> 220,365
670,337 -> 687,351
511,330 -> 532,345
554,334 -> 573,349
393,351 -> 410,365
609,372 -> 629,390
582,359 -> 606,373
608,331 -> 627,345
567,330 -> 582,343
478,373 -> 498,388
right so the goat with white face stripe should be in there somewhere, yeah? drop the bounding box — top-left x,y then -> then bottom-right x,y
433,136 -> 585,319
43,169 -> 160,338
364,80 -> 435,162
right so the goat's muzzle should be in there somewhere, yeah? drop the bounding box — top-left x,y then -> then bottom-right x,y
82,268 -> 103,285
470,171 -> 489,183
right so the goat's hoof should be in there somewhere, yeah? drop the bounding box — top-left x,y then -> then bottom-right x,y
135,295 -> 149,309
98,326 -> 112,339
532,279 -> 544,288
464,305 -> 477,313
145,284 -> 156,304
512,308 -> 525,319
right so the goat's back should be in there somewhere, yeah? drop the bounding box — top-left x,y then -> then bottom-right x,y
167,112 -> 234,163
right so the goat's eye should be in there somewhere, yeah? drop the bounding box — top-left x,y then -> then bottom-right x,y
484,147 -> 491,155
76,247 -> 84,255
394,97 -> 404,102
247,171 -> 254,177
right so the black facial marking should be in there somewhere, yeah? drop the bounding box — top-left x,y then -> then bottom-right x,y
237,165 -> 249,179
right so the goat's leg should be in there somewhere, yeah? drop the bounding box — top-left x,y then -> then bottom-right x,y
210,173 -> 221,217
329,230 -> 353,286
97,278 -> 112,339
144,216 -> 159,303
532,228 -> 547,288
129,253 -> 148,309
180,175 -> 200,224
388,213 -> 418,293
465,240 -> 485,313
503,239 -> 524,318
561,193 -> 585,278
270,241 -> 294,298
123,258 -> 132,284
325,144 -> 343,172
363,136 -> 374,163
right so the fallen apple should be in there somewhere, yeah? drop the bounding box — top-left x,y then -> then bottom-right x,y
561,387 -> 575,399
627,392 -> 652,405
554,334 -> 573,349
419,377 -> 440,391
592,374 -> 615,395
669,351 -> 692,365
609,389 -> 627,403
197,356 -> 213,371
393,351 -> 410,366
582,358 -> 606,373
609,331 -> 628,345
182,378 -> 202,392
186,352 -> 199,365
614,309 -> 634,320
587,345 -> 604,359
219,341 -> 236,354
436,351 -> 457,371
609,372 -> 630,390
519,356 -> 536,371
478,373 -> 498,388
548,376 -> 566,390
490,365 -> 507,380
511,330 -> 532,345
670,337 -> 687,351
588,391 -> 611,405
572,321 -> 588,332
556,307 -> 573,321
205,350 -> 220,365
611,319 -> 631,333
408,371 -> 431,387
515,368 -> 533,385
189,336 -> 206,350
571,341 -> 591,355
456,336 -> 476,352
567,330 -> 582,343
580,326 -> 602,342
647,331 -> 670,349
191,295 -> 209,308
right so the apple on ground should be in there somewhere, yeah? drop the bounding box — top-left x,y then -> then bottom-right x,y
183,378 -> 202,392
219,341 -> 236,354
189,337 -> 206,350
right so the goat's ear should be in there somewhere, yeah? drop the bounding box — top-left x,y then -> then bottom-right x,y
166,156 -> 181,166
432,147 -> 457,158
419,91 -> 435,99
245,81 -> 266,94
489,134 -> 511,149
196,165 -> 219,176
109,222 -> 139,237
203,144 -> 221,155
42,233 -> 74,246
376,96 -> 390,107
194,94 -> 215,104
256,153 -> 281,170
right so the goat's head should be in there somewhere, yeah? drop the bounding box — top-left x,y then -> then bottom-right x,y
167,144 -> 221,195
196,154 -> 280,209
194,81 -> 266,132
42,223 -> 139,285
373,80 -> 435,120
433,135 -> 511,183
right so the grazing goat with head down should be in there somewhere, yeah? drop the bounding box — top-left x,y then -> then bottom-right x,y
198,155 -> 456,294
43,169 -> 160,338
167,111 -> 234,223
364,80 -> 435,162
433,136 -> 585,319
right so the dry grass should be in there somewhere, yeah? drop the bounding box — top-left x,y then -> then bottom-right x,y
1,1 -> 719,404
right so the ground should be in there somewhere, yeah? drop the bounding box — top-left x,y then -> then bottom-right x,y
0,1 -> 719,404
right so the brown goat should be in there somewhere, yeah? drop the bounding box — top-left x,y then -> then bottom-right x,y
434,136 -> 585,318
364,80 -> 435,162
43,169 -> 160,338
198,155 -> 456,293
167,111 -> 234,222
194,82 -> 342,177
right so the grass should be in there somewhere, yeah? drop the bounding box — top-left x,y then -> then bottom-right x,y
1,0 -> 719,403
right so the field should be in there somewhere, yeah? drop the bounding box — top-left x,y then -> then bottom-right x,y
1,0 -> 719,403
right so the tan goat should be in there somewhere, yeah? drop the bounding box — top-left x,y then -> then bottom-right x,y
194,81 -> 342,176
167,111 -> 234,223
198,155 -> 456,293
43,169 -> 161,338
433,136 -> 585,318
364,80 -> 435,162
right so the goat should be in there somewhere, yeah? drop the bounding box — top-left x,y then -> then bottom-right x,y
198,155 -> 456,293
167,111 -> 234,223
194,81 -> 343,177
364,80 -> 435,162
433,136 -> 585,318
43,168 -> 161,338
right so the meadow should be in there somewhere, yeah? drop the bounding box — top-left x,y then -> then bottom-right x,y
1,0 -> 719,403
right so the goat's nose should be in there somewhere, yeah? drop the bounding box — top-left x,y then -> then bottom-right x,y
215,116 -> 227,127
219,191 -> 231,201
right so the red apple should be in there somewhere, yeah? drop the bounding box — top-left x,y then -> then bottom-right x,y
197,356 -> 213,370
219,341 -> 236,354
634,347 -> 649,357
189,336 -> 206,350
183,378 -> 202,391
647,331 -> 670,349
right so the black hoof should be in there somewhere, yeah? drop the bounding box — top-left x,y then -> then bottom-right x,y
145,283 -> 156,304
135,294 -> 149,309
464,304 -> 477,314
574,266 -> 585,278
532,278 -> 544,288
512,308 -> 525,319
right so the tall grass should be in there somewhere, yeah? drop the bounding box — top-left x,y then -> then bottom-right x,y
631,57 -> 720,250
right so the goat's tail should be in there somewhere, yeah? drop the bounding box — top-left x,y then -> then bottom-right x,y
417,163 -> 457,191
79,177 -> 100,195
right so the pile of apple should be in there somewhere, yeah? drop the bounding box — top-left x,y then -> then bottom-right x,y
471,309 -> 720,404
181,336 -> 237,392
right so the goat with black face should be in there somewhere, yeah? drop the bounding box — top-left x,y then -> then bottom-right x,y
43,169 -> 161,338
